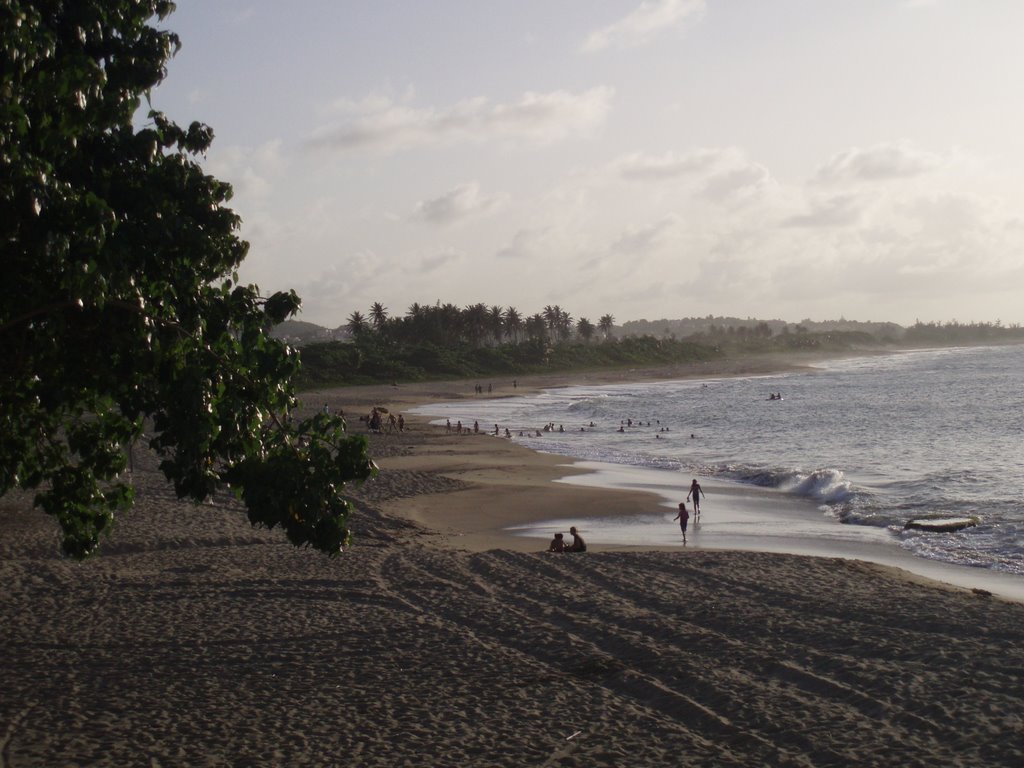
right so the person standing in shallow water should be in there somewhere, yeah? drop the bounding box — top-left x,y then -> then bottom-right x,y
687,479 -> 705,520
673,502 -> 690,544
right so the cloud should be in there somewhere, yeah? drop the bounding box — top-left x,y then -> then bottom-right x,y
610,214 -> 680,255
290,245 -> 467,323
582,0 -> 706,52
613,148 -> 735,181
413,182 -> 506,225
292,251 -> 385,319
700,163 -> 773,203
206,140 -> 285,201
308,87 -> 614,154
814,142 -> 944,184
783,194 -> 864,228
419,248 -> 463,273
496,227 -> 547,261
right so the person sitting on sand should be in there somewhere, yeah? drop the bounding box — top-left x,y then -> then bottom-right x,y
566,526 -> 587,553
548,533 -> 566,552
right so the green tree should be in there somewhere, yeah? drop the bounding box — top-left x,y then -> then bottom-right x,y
525,313 -> 548,344
503,306 -> 523,343
487,305 -> 504,345
576,317 -> 595,342
1,0 -> 374,558
369,301 -> 388,331
463,303 -> 488,347
598,314 -> 615,340
345,310 -> 368,337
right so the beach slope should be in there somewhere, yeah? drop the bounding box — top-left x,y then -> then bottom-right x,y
2,402 -> 1023,767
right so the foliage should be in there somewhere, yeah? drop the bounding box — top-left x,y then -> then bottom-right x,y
298,299 -> 1022,389
1,1 -> 374,558
903,320 -> 1024,345
296,332 -> 722,388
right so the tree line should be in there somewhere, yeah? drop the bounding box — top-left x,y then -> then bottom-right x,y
294,305 -> 1024,389
345,302 -> 617,347
297,301 -> 866,388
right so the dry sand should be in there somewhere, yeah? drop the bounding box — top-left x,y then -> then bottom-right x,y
3,361 -> 1024,767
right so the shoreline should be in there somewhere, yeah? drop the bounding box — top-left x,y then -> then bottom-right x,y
5,351 -> 1024,765
313,351 -> 1024,602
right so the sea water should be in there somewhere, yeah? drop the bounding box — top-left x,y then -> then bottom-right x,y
411,345 -> 1024,577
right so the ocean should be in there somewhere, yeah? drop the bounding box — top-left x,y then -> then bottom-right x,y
411,344 -> 1024,578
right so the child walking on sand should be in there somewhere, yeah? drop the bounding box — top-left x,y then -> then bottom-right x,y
673,502 -> 690,544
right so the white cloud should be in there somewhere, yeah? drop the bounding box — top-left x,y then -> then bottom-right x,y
292,251 -> 385,321
582,0 -> 706,52
206,140 -> 285,201
308,87 -> 615,154
413,182 -> 506,225
496,227 -> 548,261
701,163 -> 774,203
783,194 -> 864,228
814,142 -> 944,184
610,214 -> 680,256
613,148 -> 736,181
419,247 -> 463,273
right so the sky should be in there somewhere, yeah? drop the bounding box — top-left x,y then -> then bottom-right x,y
149,0 -> 1024,328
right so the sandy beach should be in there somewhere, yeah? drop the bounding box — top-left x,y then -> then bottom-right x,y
3,360 -> 1024,767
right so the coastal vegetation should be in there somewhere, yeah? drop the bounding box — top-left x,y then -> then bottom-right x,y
292,304 -> 1024,388
291,303 -> 978,387
1,1 -> 373,558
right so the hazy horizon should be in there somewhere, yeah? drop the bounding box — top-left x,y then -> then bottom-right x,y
152,1 -> 1024,328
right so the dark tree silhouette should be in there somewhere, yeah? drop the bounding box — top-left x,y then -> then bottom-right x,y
1,0 -> 373,558
369,302 -> 389,331
346,310 -> 368,336
504,306 -> 523,343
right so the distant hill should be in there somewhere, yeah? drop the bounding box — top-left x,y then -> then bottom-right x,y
269,320 -> 349,346
620,316 -> 905,340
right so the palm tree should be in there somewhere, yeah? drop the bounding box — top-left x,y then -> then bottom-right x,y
346,310 -> 368,337
556,308 -> 573,342
437,302 -> 463,342
598,314 -> 615,340
487,305 -> 505,345
463,303 -> 489,347
369,302 -> 389,331
576,317 -> 595,342
525,313 -> 547,344
504,306 -> 523,344
542,305 -> 560,336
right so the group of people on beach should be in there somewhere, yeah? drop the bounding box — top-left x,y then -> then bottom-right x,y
546,479 -> 705,552
365,407 -> 404,433
673,479 -> 705,544
548,526 -> 587,553
445,418 -> 482,435
458,416 -> 678,440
